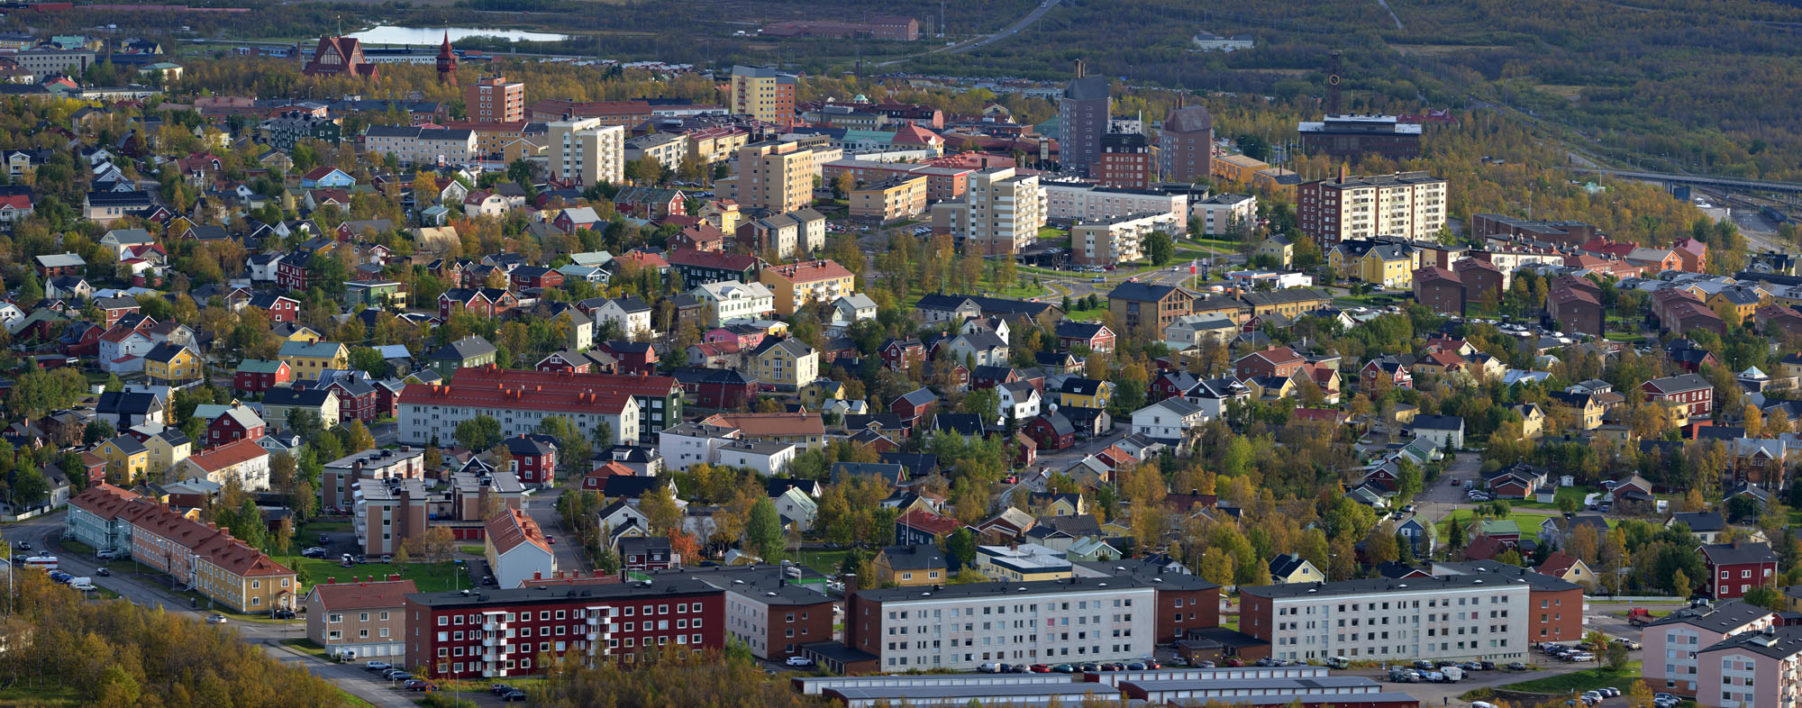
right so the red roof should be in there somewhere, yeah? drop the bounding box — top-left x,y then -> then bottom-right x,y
896,508 -> 960,536
182,438 -> 268,473
1537,551 -> 1583,578
620,250 -> 668,269
486,507 -> 551,556
398,366 -> 670,418
667,247 -> 758,271
0,193 -> 32,210
68,482 -> 141,519
1415,265 -> 1459,283
891,124 -> 942,147
763,259 -> 853,284
310,578 -> 419,610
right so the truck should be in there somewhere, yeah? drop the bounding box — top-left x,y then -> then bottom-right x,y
1441,666 -> 1464,682
1627,608 -> 1654,626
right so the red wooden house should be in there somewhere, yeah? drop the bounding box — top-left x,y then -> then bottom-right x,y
206,407 -> 266,446
1699,541 -> 1779,600
248,293 -> 300,323
276,257 -> 311,290
233,359 -> 292,393
508,266 -> 565,290
437,289 -> 495,320
322,377 -> 379,423
891,388 -> 938,426
1022,412 -> 1075,451
880,338 -> 926,373
598,341 -> 658,376
503,434 -> 558,485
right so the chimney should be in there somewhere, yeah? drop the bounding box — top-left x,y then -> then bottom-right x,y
327,577 -> 335,584
1338,165 -> 1349,184
842,572 -> 860,596
1073,60 -> 1085,79
388,573 -> 400,582
534,571 -> 543,580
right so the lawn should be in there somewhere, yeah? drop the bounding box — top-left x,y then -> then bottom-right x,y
797,549 -> 849,576
288,557 -> 470,593
0,682 -> 85,706
1493,661 -> 1640,695
1037,226 -> 1066,240
1065,306 -> 1107,322
280,637 -> 332,660
459,545 -> 485,556
1435,508 -> 1571,543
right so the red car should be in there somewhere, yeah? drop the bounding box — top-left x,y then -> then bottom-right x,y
1029,664 -> 1051,673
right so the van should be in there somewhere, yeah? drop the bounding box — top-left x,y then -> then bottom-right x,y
68,577 -> 94,591
1326,657 -> 1350,669
1441,666 -> 1463,682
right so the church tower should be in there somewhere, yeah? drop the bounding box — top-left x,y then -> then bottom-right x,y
436,31 -> 458,87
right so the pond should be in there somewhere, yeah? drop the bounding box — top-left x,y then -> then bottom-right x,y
349,26 -> 570,45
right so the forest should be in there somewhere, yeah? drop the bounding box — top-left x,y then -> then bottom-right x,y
0,571 -> 353,706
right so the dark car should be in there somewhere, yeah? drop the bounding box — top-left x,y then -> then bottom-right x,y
1050,664 -> 1076,673
1077,662 -> 1100,673
500,690 -> 528,702
491,684 -> 515,696
1125,662 -> 1147,671
403,679 -> 435,692
1008,664 -> 1028,673
273,610 -> 296,619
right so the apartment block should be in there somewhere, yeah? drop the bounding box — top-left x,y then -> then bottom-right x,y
729,65 -> 798,124
355,477 -> 429,557
1160,104 -> 1213,183
1096,132 -> 1151,190
362,126 -> 477,166
1297,171 -> 1447,244
931,167 -> 1047,255
1072,212 -> 1183,266
727,141 -> 816,214
1059,71 -> 1110,177
402,581 -> 726,679
1240,573 -> 1554,663
306,578 -> 418,660
68,484 -> 297,613
397,368 -> 643,448
850,175 -> 928,221
547,117 -> 625,186
1193,193 -> 1257,237
1644,600 -> 1777,697
1041,180 -> 1188,223
323,447 -> 426,513
465,75 -> 525,123
759,259 -> 857,315
846,571 -> 1214,672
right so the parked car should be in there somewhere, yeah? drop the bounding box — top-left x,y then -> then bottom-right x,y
1506,661 -> 1529,671
385,671 -> 413,682
206,614 -> 228,624
1050,664 -> 1076,673
1029,664 -> 1050,673
1193,660 -> 1215,668
273,610 -> 296,619
301,547 -> 326,558
95,549 -> 119,560
403,679 -> 436,692
366,662 -> 391,672
489,684 -> 514,696
784,656 -> 814,667
500,690 -> 528,702
1077,663 -> 1101,673
95,568 -> 111,577
1142,659 -> 1161,670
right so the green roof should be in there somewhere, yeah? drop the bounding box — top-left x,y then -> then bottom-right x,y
237,359 -> 286,374
1478,519 -> 1520,536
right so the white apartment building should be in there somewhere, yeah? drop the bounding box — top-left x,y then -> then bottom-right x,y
931,167 -> 1047,255
1241,574 -> 1534,663
1298,171 -> 1447,244
547,117 -> 625,186
1041,180 -> 1188,224
692,280 -> 775,326
362,126 -> 478,166
1193,193 -> 1258,236
847,578 -> 1158,671
1071,211 -> 1183,266
397,392 -> 639,448
657,421 -> 742,472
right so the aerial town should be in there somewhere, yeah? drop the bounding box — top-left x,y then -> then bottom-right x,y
0,4 -> 1798,708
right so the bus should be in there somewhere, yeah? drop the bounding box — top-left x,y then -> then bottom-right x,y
22,556 -> 57,571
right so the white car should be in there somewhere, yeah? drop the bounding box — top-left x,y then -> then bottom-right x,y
784,656 -> 814,667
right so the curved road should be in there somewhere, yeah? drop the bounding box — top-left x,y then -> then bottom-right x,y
878,0 -> 1062,67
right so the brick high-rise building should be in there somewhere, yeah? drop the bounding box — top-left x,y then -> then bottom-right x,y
730,65 -> 797,125
1096,132 -> 1151,190
1160,104 -> 1213,183
466,75 -> 524,123
1058,64 -> 1110,177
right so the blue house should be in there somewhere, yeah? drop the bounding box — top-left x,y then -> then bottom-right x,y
300,166 -> 355,189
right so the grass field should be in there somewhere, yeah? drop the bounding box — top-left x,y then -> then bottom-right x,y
288,557 -> 469,593
1435,508 -> 1567,543
1492,661 -> 1640,695
797,549 -> 849,575
280,637 -> 333,660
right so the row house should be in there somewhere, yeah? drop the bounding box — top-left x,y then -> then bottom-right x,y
66,484 -> 297,612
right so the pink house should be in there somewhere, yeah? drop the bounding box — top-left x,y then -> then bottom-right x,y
1696,626 -> 1802,707
1641,600 -> 1776,698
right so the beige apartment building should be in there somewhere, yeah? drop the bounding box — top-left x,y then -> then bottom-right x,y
931,167 -> 1048,255
305,578 -> 418,661
1072,211 -> 1183,266
547,117 -> 625,186
850,175 -> 928,221
729,65 -> 797,124
727,141 -> 815,214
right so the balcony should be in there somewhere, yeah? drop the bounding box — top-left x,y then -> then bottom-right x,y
483,636 -> 498,647
483,621 -> 504,632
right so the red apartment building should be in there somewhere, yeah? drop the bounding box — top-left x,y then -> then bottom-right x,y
1096,132 -> 1151,190
402,581 -> 725,679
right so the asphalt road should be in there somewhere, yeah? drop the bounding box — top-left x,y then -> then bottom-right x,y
877,0 -> 1063,66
